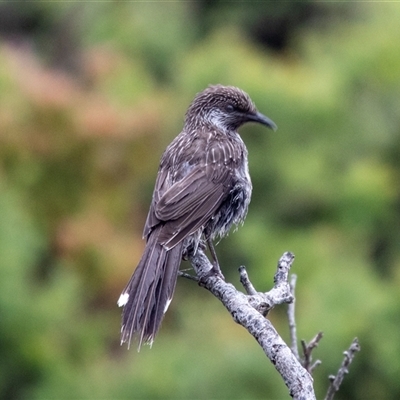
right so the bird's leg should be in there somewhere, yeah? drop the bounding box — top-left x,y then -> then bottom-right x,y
206,237 -> 225,279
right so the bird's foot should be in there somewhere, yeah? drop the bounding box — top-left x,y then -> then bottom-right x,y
211,262 -> 225,280
182,240 -> 207,261
198,263 -> 225,284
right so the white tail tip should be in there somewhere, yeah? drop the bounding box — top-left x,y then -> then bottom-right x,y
118,293 -> 129,307
164,297 -> 172,313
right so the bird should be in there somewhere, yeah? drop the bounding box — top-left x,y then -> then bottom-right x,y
118,84 -> 277,349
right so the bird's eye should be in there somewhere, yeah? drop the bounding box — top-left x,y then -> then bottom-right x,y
225,104 -> 235,112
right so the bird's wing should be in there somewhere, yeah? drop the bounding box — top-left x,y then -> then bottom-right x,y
143,166 -> 170,239
153,136 -> 239,249
156,167 -> 231,249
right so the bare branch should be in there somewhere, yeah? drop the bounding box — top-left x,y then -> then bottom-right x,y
287,274 -> 299,360
287,274 -> 323,374
238,253 -> 294,317
239,266 -> 257,295
189,250 -> 316,400
324,338 -> 361,400
302,332 -> 323,374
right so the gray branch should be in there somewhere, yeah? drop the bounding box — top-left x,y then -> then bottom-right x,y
287,274 -> 300,360
324,338 -> 361,400
287,275 -> 322,374
188,250 -> 316,400
301,332 -> 323,373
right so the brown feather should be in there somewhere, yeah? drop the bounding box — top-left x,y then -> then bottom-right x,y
118,85 -> 276,348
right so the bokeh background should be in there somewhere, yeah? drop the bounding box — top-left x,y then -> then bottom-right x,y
1,2 -> 400,399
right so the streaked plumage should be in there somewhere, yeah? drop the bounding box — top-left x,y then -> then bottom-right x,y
119,85 -> 277,349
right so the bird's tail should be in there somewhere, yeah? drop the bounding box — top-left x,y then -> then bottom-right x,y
118,226 -> 183,350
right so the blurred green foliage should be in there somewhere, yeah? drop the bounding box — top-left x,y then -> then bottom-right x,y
0,2 -> 400,399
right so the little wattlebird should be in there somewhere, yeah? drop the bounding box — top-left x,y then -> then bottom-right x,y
118,85 -> 277,349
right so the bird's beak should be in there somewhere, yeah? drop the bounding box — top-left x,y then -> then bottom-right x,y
248,111 -> 277,131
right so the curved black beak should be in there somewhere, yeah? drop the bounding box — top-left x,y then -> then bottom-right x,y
248,111 -> 277,131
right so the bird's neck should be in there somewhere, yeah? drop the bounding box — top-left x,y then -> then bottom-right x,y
184,120 -> 238,138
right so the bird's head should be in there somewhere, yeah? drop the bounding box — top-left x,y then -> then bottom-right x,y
184,85 -> 277,133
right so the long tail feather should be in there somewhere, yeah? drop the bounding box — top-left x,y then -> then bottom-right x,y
118,226 -> 183,349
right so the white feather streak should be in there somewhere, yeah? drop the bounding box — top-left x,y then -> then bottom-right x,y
117,293 -> 129,307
